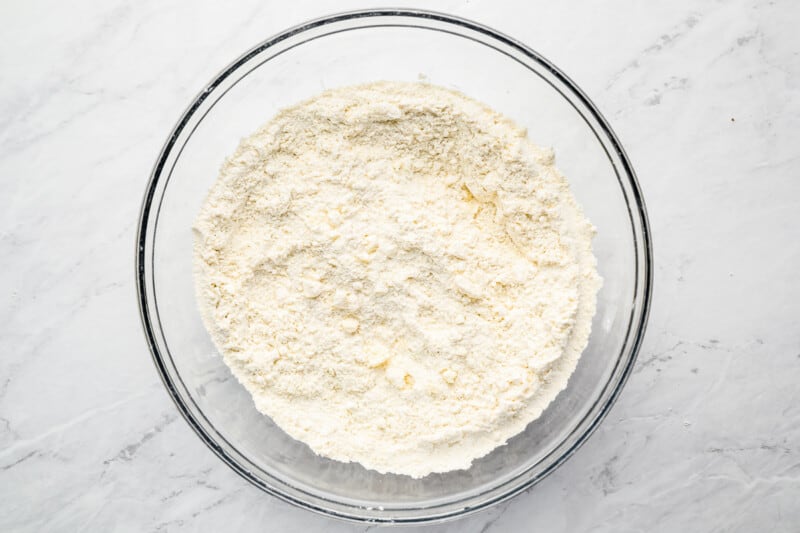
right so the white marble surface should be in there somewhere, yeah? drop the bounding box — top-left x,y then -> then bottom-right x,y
2,0 -> 799,530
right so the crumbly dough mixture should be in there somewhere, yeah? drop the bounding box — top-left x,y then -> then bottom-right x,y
193,82 -> 601,478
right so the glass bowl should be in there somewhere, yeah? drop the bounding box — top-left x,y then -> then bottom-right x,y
136,9 -> 652,524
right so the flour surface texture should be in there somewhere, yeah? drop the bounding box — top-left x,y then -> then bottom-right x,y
193,82 -> 601,478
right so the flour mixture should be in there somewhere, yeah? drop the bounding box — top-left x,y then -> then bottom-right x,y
193,82 -> 601,478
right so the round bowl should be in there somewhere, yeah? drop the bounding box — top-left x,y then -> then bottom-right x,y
136,9 -> 652,524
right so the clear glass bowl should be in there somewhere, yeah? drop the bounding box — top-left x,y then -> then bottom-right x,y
136,9 -> 652,524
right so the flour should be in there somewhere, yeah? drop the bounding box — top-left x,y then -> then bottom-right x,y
193,82 -> 601,478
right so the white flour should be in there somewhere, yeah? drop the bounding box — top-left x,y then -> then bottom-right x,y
193,82 -> 600,478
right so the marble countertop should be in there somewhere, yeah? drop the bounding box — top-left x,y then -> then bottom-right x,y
2,0 -> 799,531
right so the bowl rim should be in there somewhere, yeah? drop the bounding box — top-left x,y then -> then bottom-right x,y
136,8 -> 653,524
